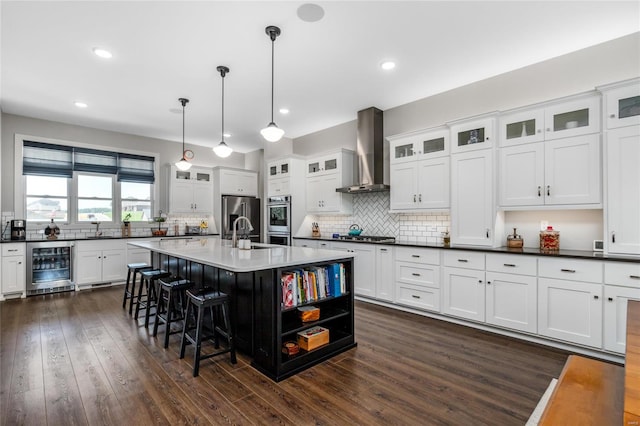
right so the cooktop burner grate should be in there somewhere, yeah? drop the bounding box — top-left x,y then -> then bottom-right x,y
337,235 -> 396,243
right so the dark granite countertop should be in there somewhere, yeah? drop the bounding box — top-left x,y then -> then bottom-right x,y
1,233 -> 220,243
293,236 -> 640,263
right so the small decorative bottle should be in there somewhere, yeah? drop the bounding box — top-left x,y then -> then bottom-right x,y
45,218 -> 60,240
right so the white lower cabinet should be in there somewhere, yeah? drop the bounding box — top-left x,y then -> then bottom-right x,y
443,267 -> 485,321
2,243 -> 26,299
375,246 -> 394,302
603,262 -> 640,353
330,242 -> 375,298
485,272 -> 537,333
292,239 -> 330,249
538,278 -> 603,348
76,240 -> 127,286
395,247 -> 441,312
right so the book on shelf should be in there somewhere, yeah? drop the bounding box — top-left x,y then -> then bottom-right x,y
281,263 -> 346,308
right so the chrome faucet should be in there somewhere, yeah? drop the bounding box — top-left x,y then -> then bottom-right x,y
232,216 -> 253,248
91,221 -> 102,237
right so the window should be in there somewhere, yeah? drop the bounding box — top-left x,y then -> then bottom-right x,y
77,174 -> 113,222
20,139 -> 157,225
25,175 -> 69,221
121,181 -> 151,222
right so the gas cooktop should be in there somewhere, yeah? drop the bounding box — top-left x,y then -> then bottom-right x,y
337,235 -> 396,243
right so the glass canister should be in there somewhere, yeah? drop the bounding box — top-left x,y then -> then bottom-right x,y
540,226 -> 560,252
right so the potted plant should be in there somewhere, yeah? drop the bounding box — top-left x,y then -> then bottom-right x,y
122,213 -> 132,237
151,210 -> 168,236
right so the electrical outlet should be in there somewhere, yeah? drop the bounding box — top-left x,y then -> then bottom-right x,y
540,220 -> 548,231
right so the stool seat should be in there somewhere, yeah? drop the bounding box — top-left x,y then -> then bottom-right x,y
152,277 -> 194,348
180,288 -> 237,377
123,263 -> 154,314
135,269 -> 172,327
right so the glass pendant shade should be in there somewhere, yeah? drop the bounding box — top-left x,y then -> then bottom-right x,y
260,122 -> 285,142
175,158 -> 192,171
213,141 -> 232,158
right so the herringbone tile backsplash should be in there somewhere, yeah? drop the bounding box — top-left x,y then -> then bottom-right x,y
307,192 -> 450,244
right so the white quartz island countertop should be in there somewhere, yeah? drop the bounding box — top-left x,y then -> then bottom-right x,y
127,238 -> 355,273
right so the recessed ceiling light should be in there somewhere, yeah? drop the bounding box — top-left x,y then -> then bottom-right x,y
381,61 -> 396,71
92,47 -> 113,59
74,101 -> 88,108
279,108 -> 290,115
223,133 -> 231,138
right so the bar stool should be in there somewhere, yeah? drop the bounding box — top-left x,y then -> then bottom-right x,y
123,263 -> 153,315
152,277 -> 194,349
135,269 -> 172,327
180,288 -> 237,377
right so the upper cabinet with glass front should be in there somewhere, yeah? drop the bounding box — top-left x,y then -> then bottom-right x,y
389,127 -> 449,164
500,92 -> 601,146
598,78 -> 640,129
449,113 -> 497,153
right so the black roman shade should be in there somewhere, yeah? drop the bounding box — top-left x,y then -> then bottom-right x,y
22,141 -> 156,183
22,140 -> 74,178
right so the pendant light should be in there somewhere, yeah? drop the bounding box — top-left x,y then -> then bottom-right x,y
213,66 -> 233,158
175,97 -> 193,171
260,25 -> 285,143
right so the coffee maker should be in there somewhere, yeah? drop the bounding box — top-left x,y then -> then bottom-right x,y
10,220 -> 26,240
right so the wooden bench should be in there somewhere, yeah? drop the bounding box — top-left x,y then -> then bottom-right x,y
539,299 -> 640,426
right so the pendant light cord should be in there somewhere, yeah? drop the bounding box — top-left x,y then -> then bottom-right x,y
221,72 -> 225,140
182,103 -> 186,156
270,38 -> 275,123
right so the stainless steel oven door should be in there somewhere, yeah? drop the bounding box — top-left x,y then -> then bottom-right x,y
267,202 -> 290,233
267,232 -> 291,246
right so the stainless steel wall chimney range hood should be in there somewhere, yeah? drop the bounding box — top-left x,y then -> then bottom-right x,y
336,107 -> 390,194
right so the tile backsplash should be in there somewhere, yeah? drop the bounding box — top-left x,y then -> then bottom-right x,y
299,192 -> 450,244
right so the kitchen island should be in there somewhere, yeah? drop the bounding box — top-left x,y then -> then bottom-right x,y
128,238 -> 356,381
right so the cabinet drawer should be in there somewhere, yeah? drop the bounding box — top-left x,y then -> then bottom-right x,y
2,244 -> 26,256
538,258 -> 603,283
604,262 -> 640,287
486,254 -> 537,276
396,284 -> 440,312
395,246 -> 440,265
396,262 -> 439,289
443,251 -> 485,270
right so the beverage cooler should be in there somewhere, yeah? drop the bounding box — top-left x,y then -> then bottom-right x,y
26,241 -> 75,295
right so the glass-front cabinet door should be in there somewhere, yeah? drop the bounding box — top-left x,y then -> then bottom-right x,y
389,127 -> 449,164
269,160 -> 291,178
306,153 -> 341,176
543,95 -> 600,139
601,80 -> 640,129
449,115 -> 496,153
500,108 -> 545,146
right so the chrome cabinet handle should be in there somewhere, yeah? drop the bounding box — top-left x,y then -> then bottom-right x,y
8,249 -> 18,252
612,232 -> 616,243
412,273 -> 421,277
537,186 -> 541,197
380,248 -> 387,252
561,269 -> 576,273
486,229 -> 490,238
547,185 -> 550,196
503,263 -> 516,267
458,259 -> 468,262
411,254 -> 420,258
630,275 -> 640,280
411,295 -> 421,299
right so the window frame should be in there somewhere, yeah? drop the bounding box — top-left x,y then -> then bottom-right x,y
15,134 -> 159,229
75,172 -> 116,223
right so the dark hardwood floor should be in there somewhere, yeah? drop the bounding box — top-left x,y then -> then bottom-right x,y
1,286 -> 568,425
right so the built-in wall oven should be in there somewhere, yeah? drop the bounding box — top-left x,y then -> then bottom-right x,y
26,240 -> 75,295
267,196 -> 291,245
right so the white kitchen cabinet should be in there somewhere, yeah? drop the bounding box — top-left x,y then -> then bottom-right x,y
330,241 -> 375,298
214,167 -> 258,197
537,257 -> 603,348
395,246 -> 441,312
599,78 -> 640,129
603,262 -> 640,353
268,159 -> 292,179
500,134 -> 601,207
375,246 -> 394,302
449,114 -> 496,154
75,240 -> 126,286
389,127 -> 449,164
443,267 -> 485,322
169,165 -> 213,214
390,157 -> 449,210
543,94 -> 600,140
293,239 -> 330,249
451,149 -> 494,246
499,108 -> 546,146
268,177 -> 290,197
126,245 -> 151,266
1,243 -> 26,299
605,125 -> 640,255
305,150 -> 354,214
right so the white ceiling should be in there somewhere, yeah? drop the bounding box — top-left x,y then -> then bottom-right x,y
2,1 -> 639,153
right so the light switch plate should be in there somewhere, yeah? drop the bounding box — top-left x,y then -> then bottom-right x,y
593,240 -> 604,252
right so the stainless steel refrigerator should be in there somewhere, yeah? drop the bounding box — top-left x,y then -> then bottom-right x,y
221,195 -> 261,242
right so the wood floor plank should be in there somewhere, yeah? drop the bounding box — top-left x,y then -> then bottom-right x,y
0,286 -> 572,425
